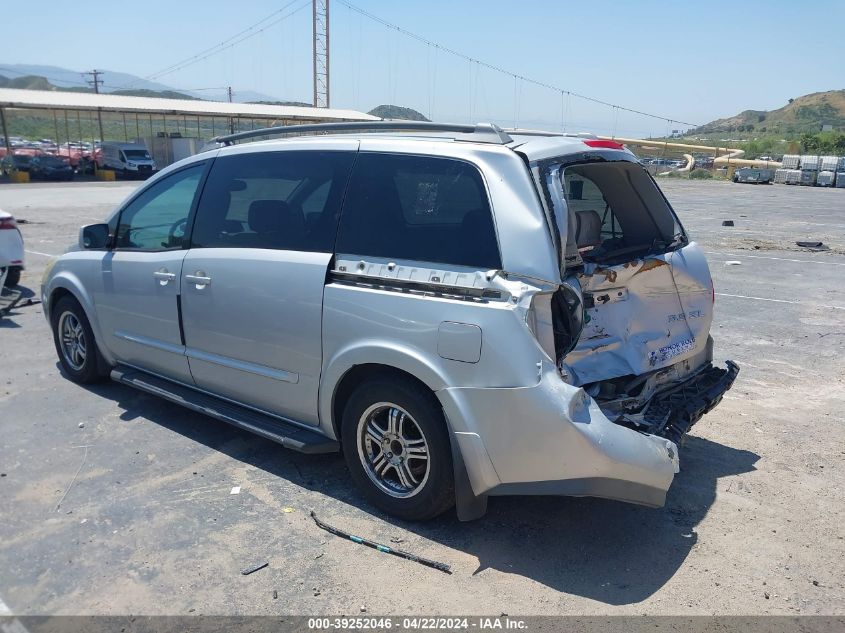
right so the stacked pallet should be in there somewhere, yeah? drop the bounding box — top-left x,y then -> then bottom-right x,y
781,155 -> 801,169
800,155 -> 819,186
817,171 -> 836,187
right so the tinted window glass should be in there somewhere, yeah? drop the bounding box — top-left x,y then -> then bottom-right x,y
115,164 -> 204,251
191,150 -> 355,252
336,153 -> 500,268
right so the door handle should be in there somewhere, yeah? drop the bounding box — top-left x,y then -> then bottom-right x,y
185,272 -> 212,287
153,269 -> 176,285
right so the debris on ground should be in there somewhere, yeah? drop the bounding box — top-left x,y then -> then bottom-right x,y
273,590 -> 277,600
310,510 -> 451,574
240,561 -> 268,575
390,537 -> 404,544
722,220 -> 735,226
725,261 -> 742,266
796,241 -> 829,251
283,507 -> 294,513
230,486 -> 240,495
77,422 -> 84,428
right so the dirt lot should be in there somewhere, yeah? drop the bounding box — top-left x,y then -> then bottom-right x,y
0,178 -> 843,616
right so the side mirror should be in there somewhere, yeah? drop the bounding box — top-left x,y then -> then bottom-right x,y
79,223 -> 111,250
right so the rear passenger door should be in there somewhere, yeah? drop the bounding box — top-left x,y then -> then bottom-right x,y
180,143 -> 357,424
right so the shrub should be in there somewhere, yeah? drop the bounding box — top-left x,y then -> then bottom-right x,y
689,168 -> 713,180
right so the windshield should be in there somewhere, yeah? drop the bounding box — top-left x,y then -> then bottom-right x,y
559,161 -> 686,265
124,149 -> 150,159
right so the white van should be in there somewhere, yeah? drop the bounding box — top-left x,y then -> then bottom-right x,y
99,142 -> 157,178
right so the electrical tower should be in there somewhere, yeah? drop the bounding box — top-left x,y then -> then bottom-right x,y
312,0 -> 330,108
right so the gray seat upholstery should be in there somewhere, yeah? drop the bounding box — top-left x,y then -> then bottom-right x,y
574,209 -> 602,249
228,200 -> 305,249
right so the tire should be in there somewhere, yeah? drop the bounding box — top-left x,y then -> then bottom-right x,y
4,266 -> 20,287
341,377 -> 454,521
50,295 -> 106,383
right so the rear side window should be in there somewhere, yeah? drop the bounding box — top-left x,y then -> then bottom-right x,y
336,153 -> 501,269
191,150 -> 355,252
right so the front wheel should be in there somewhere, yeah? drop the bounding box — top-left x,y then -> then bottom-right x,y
51,295 -> 106,383
342,378 -> 454,521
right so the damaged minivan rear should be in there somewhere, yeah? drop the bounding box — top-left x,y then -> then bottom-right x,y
532,144 -> 739,444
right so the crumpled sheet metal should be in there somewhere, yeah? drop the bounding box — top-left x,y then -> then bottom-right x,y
562,243 -> 713,386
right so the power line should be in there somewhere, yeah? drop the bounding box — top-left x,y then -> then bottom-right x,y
335,0 -> 699,128
123,0 -> 310,87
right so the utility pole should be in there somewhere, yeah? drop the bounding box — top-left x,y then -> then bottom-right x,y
83,69 -> 105,144
312,0 -> 330,108
227,86 -> 234,134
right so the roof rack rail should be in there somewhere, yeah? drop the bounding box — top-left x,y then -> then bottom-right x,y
210,121 -> 513,146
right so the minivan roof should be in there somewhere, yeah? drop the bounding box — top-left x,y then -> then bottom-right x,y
206,121 -> 632,164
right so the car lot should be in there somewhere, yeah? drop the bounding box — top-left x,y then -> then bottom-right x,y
0,178 -> 843,616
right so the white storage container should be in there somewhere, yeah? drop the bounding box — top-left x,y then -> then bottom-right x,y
836,172 -> 845,188
781,154 -> 801,169
785,169 -> 802,184
773,169 -> 789,184
819,156 -> 841,171
817,171 -> 836,187
800,170 -> 817,185
800,155 -> 820,170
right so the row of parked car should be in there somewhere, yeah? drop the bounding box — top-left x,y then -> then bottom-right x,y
2,138 -> 157,180
1,153 -> 76,180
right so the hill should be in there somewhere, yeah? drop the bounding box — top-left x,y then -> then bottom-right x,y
368,105 -> 429,121
0,63 -> 281,103
693,90 -> 845,135
0,73 -> 199,101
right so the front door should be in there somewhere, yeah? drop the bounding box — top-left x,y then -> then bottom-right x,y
180,144 -> 357,424
94,162 -> 207,384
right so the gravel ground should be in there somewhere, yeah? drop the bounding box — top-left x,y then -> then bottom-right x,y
0,178 -> 843,616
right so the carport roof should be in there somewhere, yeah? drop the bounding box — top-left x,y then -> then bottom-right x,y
0,88 -> 379,122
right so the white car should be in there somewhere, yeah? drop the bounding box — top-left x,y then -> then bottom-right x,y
0,208 -> 25,287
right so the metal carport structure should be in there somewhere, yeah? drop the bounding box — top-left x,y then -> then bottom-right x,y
0,88 -> 378,166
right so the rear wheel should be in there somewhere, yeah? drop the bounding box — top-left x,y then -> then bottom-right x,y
51,295 -> 106,383
3,266 -> 20,287
341,377 -> 454,521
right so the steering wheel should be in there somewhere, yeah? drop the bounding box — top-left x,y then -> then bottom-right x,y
166,218 -> 188,247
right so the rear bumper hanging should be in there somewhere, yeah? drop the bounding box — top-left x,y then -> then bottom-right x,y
646,361 -> 740,444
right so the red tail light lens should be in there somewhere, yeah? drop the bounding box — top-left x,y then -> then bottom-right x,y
0,216 -> 17,230
583,139 -> 625,150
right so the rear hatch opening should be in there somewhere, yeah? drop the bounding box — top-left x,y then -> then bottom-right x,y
535,153 -> 738,441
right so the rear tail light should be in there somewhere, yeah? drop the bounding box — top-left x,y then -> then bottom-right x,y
583,139 -> 625,150
0,216 -> 17,230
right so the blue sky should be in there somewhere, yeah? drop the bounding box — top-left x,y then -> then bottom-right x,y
3,0 -> 844,136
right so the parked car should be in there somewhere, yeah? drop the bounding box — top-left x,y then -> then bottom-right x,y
41,123 -> 738,521
98,142 -> 156,178
0,209 -> 25,287
1,153 -> 34,175
29,155 -> 75,181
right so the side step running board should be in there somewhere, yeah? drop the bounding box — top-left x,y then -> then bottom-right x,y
111,366 -> 339,454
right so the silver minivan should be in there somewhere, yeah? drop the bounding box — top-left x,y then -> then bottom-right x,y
42,122 -> 738,521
